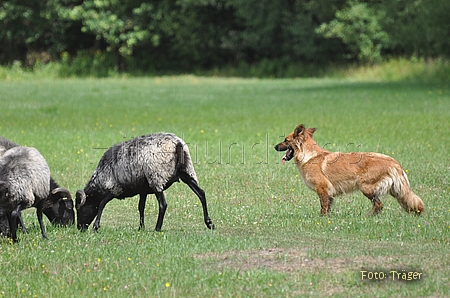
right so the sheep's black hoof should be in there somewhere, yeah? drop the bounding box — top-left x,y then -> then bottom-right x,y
206,219 -> 215,230
77,224 -> 89,232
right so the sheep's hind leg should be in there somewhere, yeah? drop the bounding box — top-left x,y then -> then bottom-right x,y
138,194 -> 147,231
154,192 -> 167,232
180,174 -> 215,230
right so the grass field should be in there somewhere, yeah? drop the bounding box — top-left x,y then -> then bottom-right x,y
0,76 -> 449,297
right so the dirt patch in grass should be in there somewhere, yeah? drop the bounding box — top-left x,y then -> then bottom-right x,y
194,247 -> 401,274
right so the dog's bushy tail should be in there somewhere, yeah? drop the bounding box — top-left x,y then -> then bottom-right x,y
390,169 -> 424,214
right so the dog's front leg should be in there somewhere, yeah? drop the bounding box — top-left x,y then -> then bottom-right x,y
328,197 -> 335,213
317,188 -> 331,215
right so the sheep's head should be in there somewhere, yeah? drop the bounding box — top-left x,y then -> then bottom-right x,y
0,182 -> 12,236
0,181 -> 9,200
43,188 -> 75,226
75,190 -> 98,231
0,208 -> 10,236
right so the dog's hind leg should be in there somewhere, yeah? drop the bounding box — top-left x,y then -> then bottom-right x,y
360,182 -> 384,216
364,194 -> 384,216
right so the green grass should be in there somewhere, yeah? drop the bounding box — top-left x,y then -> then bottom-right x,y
0,76 -> 449,297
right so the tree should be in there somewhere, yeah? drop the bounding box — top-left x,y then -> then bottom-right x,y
381,0 -> 450,58
224,0 -> 346,63
0,0 -> 448,72
0,0 -> 85,64
316,0 -> 389,62
65,0 -> 158,56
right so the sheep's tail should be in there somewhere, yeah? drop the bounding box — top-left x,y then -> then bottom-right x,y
175,142 -> 184,173
175,141 -> 198,181
390,169 -> 424,214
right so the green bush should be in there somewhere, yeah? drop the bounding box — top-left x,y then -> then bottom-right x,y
1,55 -> 449,81
58,51 -> 120,78
335,57 -> 450,83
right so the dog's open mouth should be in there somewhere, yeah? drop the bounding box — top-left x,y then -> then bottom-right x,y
282,147 -> 294,164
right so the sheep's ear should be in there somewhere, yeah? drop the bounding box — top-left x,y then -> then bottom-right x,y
75,190 -> 86,209
65,199 -> 74,210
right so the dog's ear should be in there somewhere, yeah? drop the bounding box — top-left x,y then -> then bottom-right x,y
307,127 -> 317,135
294,124 -> 305,137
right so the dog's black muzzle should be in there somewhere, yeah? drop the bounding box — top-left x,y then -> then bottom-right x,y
275,144 -> 294,163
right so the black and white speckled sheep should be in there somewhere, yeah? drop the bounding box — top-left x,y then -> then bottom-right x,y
0,177 -> 74,237
0,137 -> 18,156
75,132 -> 215,232
0,146 -> 51,241
0,137 -> 74,238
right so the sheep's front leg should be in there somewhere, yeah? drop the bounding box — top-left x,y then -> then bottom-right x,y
17,211 -> 28,234
93,194 -> 114,232
154,192 -> 167,232
35,201 -> 48,239
9,204 -> 23,242
138,193 -> 147,231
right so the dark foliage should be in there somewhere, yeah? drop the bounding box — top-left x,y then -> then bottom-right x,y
0,0 -> 448,73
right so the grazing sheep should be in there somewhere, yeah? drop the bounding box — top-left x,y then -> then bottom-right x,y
76,133 -> 215,232
0,137 -> 26,236
0,146 -> 50,241
0,177 -> 73,237
0,137 -> 74,237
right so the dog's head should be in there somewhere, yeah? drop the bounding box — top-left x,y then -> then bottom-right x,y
274,124 -> 317,163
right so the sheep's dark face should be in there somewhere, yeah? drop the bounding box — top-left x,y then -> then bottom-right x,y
75,190 -> 98,231
0,181 -> 9,201
44,188 -> 75,226
44,199 -> 75,226
76,203 -> 98,231
0,209 -> 10,236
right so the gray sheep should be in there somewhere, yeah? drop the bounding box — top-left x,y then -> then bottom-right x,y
0,146 -> 51,241
0,137 -> 74,238
76,132 -> 215,232
0,137 -> 18,156
0,177 -> 74,237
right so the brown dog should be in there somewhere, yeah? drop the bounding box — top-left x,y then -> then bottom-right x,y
274,124 -> 424,216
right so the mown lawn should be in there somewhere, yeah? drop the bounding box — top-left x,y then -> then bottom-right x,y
0,76 -> 449,297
